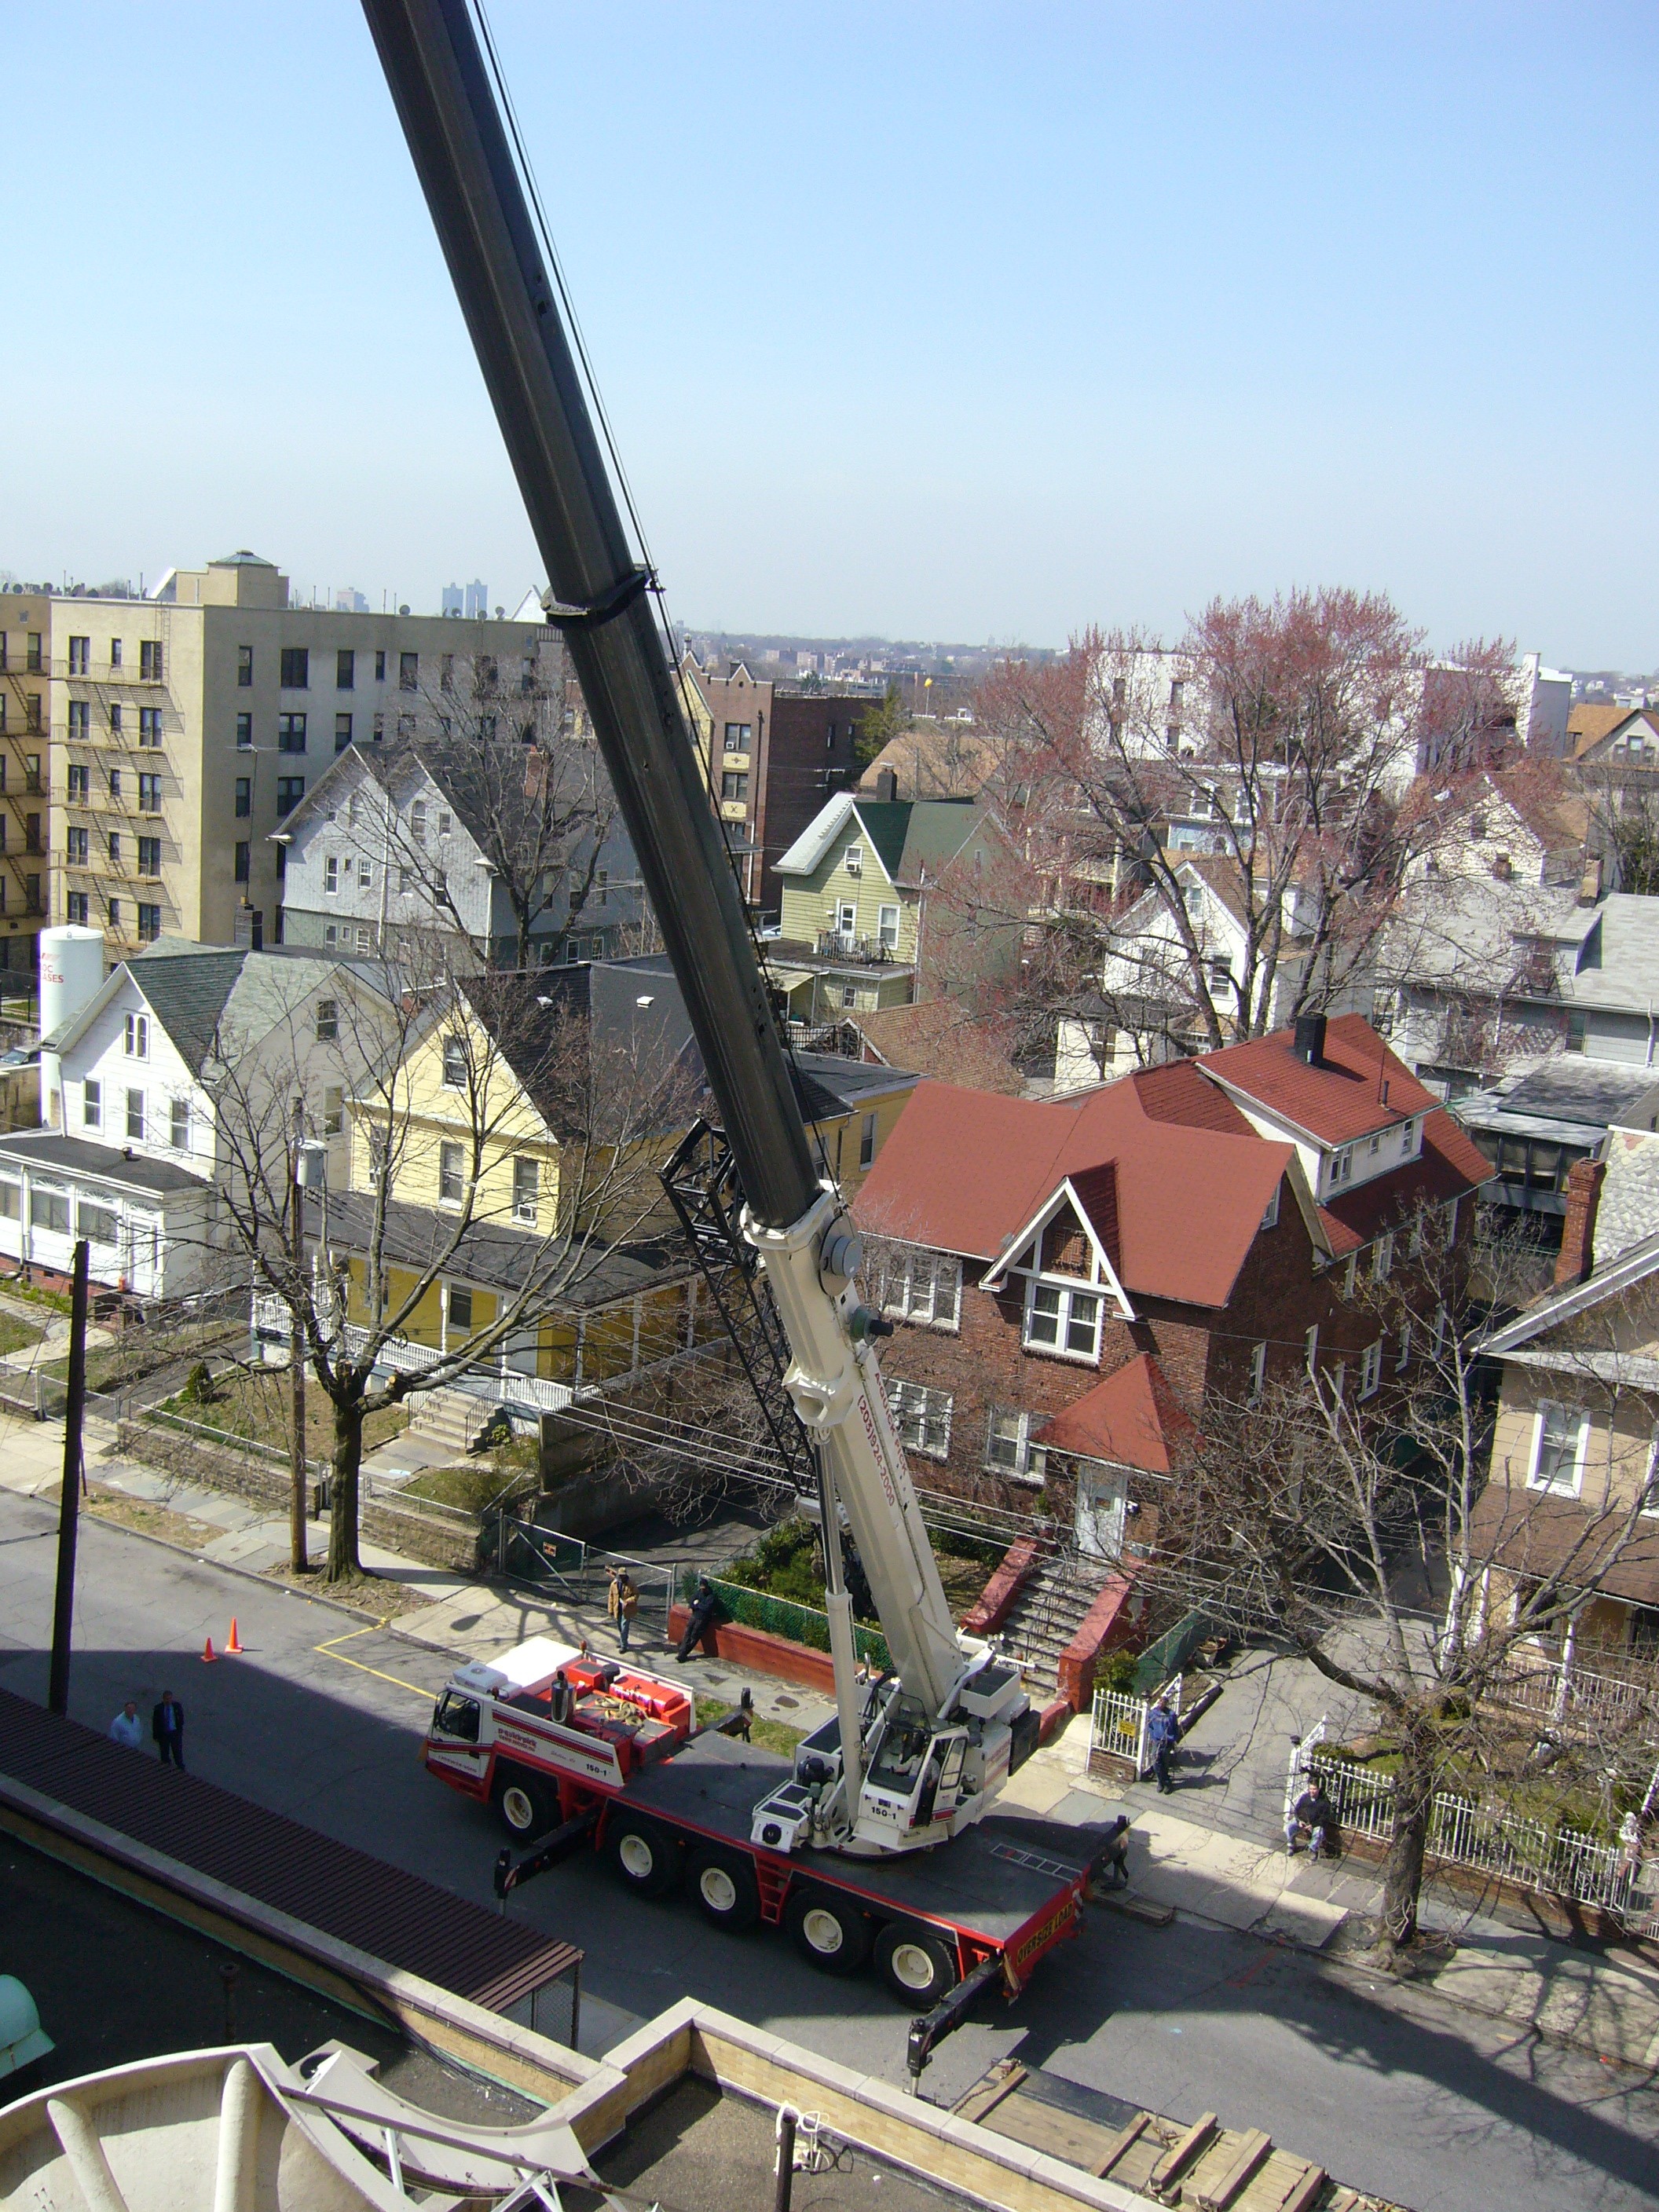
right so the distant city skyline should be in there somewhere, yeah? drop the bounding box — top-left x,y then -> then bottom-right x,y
3,3 -> 1655,666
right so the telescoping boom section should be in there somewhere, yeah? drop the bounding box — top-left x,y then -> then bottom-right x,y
360,0 -> 1035,1854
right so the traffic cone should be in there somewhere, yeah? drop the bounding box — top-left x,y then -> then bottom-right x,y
225,1619 -> 243,1655
202,1637 -> 217,1662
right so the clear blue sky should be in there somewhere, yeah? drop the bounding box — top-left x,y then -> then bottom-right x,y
5,3 -> 1654,664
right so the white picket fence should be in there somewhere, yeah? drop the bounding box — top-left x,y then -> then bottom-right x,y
1090,1675 -> 1185,1780
253,1295 -> 573,1418
1492,1650 -> 1659,1749
1287,1719 -> 1659,1932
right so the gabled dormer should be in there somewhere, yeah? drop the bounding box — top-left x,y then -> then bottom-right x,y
982,1164 -> 1135,1364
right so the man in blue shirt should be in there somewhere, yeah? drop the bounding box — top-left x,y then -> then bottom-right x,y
1147,1697 -> 1180,1795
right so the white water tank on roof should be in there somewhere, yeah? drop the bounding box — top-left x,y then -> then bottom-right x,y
38,925 -> 106,1131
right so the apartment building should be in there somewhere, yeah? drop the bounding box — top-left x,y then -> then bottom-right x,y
45,551 -> 556,963
0,594 -> 53,980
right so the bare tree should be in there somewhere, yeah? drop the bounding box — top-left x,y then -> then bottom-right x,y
204,950 -> 704,1581
1151,1207 -> 1658,1960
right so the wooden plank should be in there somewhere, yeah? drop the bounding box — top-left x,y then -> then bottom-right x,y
1193,2127 -> 1273,2209
1097,1892 -> 1177,1928
1236,2150 -> 1318,2211
981,2091 -> 1125,2173
954,2060 -> 1027,2126
1148,2111 -> 1219,2196
1277,2166 -> 1330,2212
1094,2109 -> 1152,2177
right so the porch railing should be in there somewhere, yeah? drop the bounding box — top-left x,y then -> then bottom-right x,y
253,1295 -> 573,1419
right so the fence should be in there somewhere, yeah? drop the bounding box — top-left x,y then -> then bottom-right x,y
253,1298 -> 574,1422
1089,1672 -> 1187,1782
683,1570 -> 892,1672
1492,1650 -> 1659,1749
1132,1610 -> 1218,1698
494,1518 -> 679,1636
1286,1719 -> 1659,1932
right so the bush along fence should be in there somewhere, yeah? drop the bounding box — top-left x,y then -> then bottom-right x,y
679,1570 -> 892,1675
1287,1719 -> 1659,1936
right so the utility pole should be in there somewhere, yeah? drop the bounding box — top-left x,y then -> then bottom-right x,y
47,1240 -> 90,1716
289,1096 -> 309,1574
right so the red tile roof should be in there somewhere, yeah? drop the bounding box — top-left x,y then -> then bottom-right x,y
1315,1108 -> 1493,1254
1196,1013 -> 1438,1145
1066,1161 -> 1121,1274
1038,1353 -> 1199,1471
854,1075 -> 1292,1309
1131,1057 -> 1254,1135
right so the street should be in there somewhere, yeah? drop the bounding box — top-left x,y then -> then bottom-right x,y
1,1485 -> 1655,2212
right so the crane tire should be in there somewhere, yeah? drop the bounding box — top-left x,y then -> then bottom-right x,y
686,1846 -> 760,1931
606,1815 -> 679,1899
785,1888 -> 872,1975
874,1921 -> 958,2006
494,1768 -> 556,1840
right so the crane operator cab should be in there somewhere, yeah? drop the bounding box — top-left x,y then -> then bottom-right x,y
751,1655 -> 1040,1856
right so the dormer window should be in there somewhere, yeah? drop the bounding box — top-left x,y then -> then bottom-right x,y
1024,1281 -> 1102,1361
1327,1145 -> 1353,1189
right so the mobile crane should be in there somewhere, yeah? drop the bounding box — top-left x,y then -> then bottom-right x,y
368,0 -> 1116,2028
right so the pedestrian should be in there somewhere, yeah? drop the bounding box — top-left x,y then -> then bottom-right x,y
608,1568 -> 639,1654
1287,1782 -> 1339,1860
152,1688 -> 185,1770
1147,1697 -> 1180,1795
1097,1814 -> 1131,1889
676,1577 -> 720,1664
108,1701 -> 143,1749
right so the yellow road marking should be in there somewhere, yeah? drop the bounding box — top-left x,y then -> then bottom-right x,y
314,1618 -> 435,1701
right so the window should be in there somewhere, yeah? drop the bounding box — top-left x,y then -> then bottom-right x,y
276,778 -> 305,815
335,648 -> 355,690
68,700 -> 90,740
375,649 -> 386,682
844,844 -> 863,875
125,1088 -> 145,1141
323,924 -> 338,947
437,810 -> 452,838
440,654 -> 455,694
723,722 -> 752,750
1261,1181 -> 1280,1230
237,646 -> 253,688
876,1244 -> 962,1328
985,1407 -> 1041,1480
125,1012 -> 148,1059
138,773 -> 161,811
67,634 -> 87,676
315,998 -> 339,1042
170,1097 -> 191,1151
29,1188 -> 69,1236
0,1181 -> 16,1221
1305,1323 -> 1319,1373
886,1378 -> 953,1459
66,828 -> 88,864
333,712 -> 353,753
137,836 -> 161,876
107,899 -> 120,929
399,651 -> 419,691
1359,1340 -> 1383,1399
82,1079 -> 101,1130
138,706 -> 164,746
357,858 -> 372,889
410,800 -> 427,842
1529,1401 -> 1588,1496
1400,1117 -> 1419,1155
109,639 -> 123,669
68,764 -> 90,802
438,1142 -> 464,1204
233,841 -> 250,883
355,924 -> 374,952
1248,1341 -> 1267,1401
447,1285 -> 474,1332
139,640 -> 163,682
76,1202 -> 118,1246
236,712 -> 253,749
441,1036 -> 467,1089
1566,1009 -> 1587,1054
397,866 -> 412,893
25,634 -> 40,672
1372,1232 -> 1394,1283
1342,1254 -> 1357,1298
324,855 -> 342,897
720,771 -> 749,801
1024,1280 -> 1102,1361
66,893 -> 88,925
1431,1304 -> 1448,1358
859,1111 -> 878,1170
280,646 -> 309,689
512,1155 -> 539,1223
137,903 -> 160,942
1328,1146 -> 1353,1189
1397,1323 -> 1412,1372
323,1086 -> 345,1137
877,903 -> 899,950
277,712 -> 306,753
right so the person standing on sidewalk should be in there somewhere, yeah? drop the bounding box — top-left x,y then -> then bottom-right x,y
108,1701 -> 143,1749
152,1689 -> 185,1770
1147,1697 -> 1180,1795
609,1568 -> 639,1653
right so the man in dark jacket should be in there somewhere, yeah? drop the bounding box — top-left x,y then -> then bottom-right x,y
152,1690 -> 185,1770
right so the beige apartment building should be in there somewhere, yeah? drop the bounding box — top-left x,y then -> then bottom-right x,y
45,551 -> 555,961
0,593 -> 52,984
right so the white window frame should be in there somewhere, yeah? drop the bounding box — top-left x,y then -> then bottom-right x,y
843,843 -> 863,875
125,1088 -> 145,1142
1305,1324 -> 1318,1374
1260,1182 -> 1280,1230
82,1079 -> 101,1131
124,1011 -> 148,1060
1023,1277 -> 1103,1363
324,855 -> 339,895
876,1243 -> 961,1331
358,857 -> 373,889
323,1086 -> 345,1138
169,1097 -> 190,1152
441,1037 -> 468,1090
1342,1254 -> 1357,1299
1397,1322 -> 1412,1372
984,1406 -> 1044,1483
1528,1401 -> 1589,1498
1248,1341 -> 1267,1401
512,1154 -> 539,1225
859,1111 -> 877,1170
1359,1339 -> 1383,1399
1328,1146 -> 1353,1191
877,903 -> 899,950
438,1141 -> 465,1207
1372,1232 -> 1394,1283
886,1377 -> 953,1459
836,899 -> 857,936
1431,1303 -> 1448,1358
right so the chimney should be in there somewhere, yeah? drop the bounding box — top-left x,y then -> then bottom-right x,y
1578,854 -> 1604,906
874,767 -> 898,802
1554,1156 -> 1606,1288
1292,1013 -> 1327,1066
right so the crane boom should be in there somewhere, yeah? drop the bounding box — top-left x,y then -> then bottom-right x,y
361,0 -> 1032,1855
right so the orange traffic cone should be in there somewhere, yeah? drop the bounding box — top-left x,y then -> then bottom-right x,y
202,1637 -> 217,1663
225,1619 -> 244,1655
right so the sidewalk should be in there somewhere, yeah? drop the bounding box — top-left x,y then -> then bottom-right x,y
1005,1712 -> 1659,2075
0,1407 -> 830,1738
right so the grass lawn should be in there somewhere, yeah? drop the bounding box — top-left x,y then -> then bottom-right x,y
0,1310 -> 42,1359
722,1514 -> 999,1624
156,1364 -> 410,1459
401,1438 -> 538,1516
42,1317 -> 242,1394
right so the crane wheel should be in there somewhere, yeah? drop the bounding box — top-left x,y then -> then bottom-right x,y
874,1921 -> 958,2005
785,1888 -> 872,1976
606,1815 -> 679,1899
494,1769 -> 556,1840
686,1846 -> 760,1931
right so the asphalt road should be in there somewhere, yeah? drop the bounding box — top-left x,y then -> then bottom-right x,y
1,1487 -> 1655,2212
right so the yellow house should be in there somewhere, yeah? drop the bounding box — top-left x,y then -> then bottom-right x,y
793,1049 -> 919,1199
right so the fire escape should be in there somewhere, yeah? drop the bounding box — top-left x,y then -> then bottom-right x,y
0,643 -> 49,989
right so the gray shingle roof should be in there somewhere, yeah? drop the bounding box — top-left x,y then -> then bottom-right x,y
128,951 -> 246,1075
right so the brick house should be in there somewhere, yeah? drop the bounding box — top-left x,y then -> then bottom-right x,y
852,1013 -> 1492,1556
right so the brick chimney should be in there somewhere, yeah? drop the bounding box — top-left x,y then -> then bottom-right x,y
1555,1156 -> 1606,1288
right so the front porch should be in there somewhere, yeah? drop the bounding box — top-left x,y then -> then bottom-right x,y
0,1130 -> 214,1299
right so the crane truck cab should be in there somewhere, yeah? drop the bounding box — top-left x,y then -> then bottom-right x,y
424,1635 -> 694,1838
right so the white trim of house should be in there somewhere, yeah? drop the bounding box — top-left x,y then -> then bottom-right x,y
980,1175 -> 1136,1319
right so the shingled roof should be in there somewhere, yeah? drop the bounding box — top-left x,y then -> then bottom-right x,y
1038,1352 -> 1199,1472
